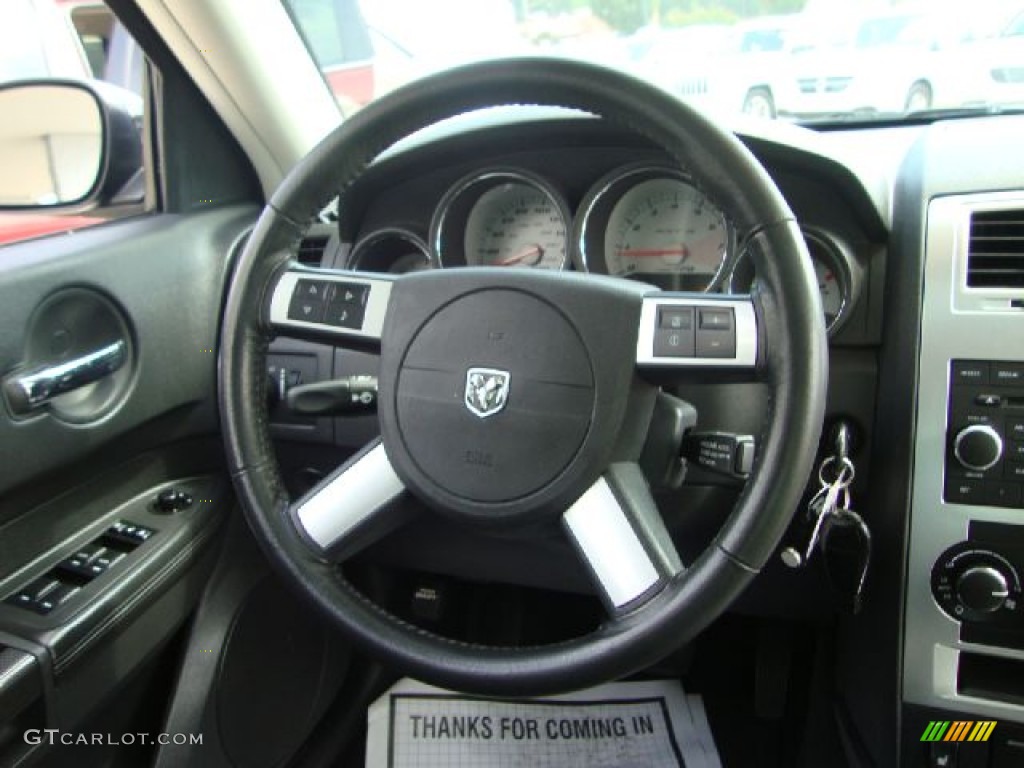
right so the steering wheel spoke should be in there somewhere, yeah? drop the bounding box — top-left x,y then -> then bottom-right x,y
635,293 -> 760,376
289,439 -> 410,562
563,463 -> 684,616
267,265 -> 394,348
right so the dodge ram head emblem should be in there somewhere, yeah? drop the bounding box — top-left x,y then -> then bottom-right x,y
464,368 -> 510,418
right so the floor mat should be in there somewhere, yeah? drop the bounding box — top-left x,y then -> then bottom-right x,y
366,678 -> 721,767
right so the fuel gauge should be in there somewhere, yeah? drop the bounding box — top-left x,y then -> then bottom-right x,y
805,231 -> 849,334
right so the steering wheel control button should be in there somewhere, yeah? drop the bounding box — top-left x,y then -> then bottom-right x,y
295,279 -> 330,301
287,291 -> 326,323
695,327 -> 736,358
333,283 -> 369,306
695,308 -> 736,356
699,308 -> 733,330
319,281 -> 370,329
325,300 -> 365,330
659,307 -> 693,330
654,327 -> 695,357
155,488 -> 193,513
953,424 -> 1003,472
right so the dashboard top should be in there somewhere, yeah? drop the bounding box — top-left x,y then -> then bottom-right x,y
335,114 -> 894,346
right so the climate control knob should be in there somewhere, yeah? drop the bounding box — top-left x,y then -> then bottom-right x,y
956,566 -> 1010,614
953,424 -> 1003,471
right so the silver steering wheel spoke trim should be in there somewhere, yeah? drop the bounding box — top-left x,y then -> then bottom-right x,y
563,463 -> 684,615
290,439 -> 409,561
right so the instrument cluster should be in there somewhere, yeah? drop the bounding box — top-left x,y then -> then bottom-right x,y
345,163 -> 857,334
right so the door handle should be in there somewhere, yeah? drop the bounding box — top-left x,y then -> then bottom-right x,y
4,339 -> 127,414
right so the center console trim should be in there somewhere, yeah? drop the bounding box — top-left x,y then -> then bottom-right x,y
904,191 -> 1024,721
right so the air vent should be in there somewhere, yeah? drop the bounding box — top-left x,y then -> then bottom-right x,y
967,209 -> 1024,288
296,235 -> 329,267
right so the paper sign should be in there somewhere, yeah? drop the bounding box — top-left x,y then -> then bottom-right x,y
366,678 -> 721,768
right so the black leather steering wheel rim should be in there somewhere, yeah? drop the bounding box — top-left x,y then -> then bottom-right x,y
219,58 -> 828,695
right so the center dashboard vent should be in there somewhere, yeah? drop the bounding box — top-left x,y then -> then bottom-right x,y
967,209 -> 1024,289
297,235 -> 330,267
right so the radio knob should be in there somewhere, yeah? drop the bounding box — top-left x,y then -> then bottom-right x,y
953,424 -> 1003,471
956,566 -> 1010,614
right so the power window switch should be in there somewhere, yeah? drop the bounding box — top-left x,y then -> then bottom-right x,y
92,550 -> 123,571
25,576 -> 61,601
57,556 -> 98,581
4,591 -> 37,609
4,577 -> 59,610
106,521 -> 156,547
71,544 -> 102,563
34,584 -> 80,615
85,548 -> 122,576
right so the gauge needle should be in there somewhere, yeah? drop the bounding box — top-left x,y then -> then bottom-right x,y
617,247 -> 690,259
496,245 -> 544,266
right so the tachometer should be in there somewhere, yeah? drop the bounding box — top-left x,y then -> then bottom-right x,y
575,166 -> 731,291
432,171 -> 569,270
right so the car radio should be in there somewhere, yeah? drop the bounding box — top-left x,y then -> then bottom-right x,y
945,359 -> 1024,509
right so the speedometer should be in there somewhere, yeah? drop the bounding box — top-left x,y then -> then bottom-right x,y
464,183 -> 567,269
575,166 -> 731,291
432,170 -> 570,271
606,177 -> 728,282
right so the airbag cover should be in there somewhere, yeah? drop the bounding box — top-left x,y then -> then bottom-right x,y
396,289 -> 594,502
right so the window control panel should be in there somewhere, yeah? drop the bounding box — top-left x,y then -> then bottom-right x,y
3,519 -> 156,615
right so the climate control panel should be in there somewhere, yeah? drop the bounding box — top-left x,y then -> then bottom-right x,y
932,522 -> 1024,650
944,359 -> 1024,508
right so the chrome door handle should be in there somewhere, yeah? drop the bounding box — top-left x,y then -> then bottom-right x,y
5,340 -> 127,414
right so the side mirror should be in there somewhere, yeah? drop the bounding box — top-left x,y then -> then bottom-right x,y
0,79 -> 143,210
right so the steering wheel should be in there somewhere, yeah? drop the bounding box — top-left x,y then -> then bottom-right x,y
220,58 -> 827,696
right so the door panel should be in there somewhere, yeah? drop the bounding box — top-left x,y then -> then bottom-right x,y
0,207 -> 256,764
0,206 -> 256,498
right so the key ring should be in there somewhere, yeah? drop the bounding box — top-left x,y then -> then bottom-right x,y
818,455 -> 855,489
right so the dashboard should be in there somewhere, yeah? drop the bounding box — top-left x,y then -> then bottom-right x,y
335,120 -> 877,340
265,110 -> 1024,764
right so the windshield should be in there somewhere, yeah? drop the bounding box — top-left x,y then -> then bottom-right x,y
282,0 -> 1024,124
